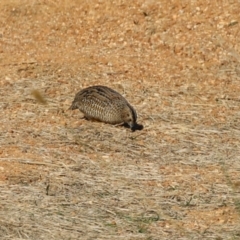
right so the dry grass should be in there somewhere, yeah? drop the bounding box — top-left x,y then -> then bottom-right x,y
0,0 -> 240,239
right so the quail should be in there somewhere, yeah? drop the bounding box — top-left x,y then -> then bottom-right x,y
69,85 -> 143,131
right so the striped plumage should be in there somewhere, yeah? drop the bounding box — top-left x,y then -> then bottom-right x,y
69,85 -> 140,130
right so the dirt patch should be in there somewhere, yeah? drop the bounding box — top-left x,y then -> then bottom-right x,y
0,0 -> 240,239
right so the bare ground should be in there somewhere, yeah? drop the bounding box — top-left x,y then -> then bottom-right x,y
0,0 -> 240,239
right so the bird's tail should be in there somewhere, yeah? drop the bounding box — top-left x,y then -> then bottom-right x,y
68,102 -> 78,110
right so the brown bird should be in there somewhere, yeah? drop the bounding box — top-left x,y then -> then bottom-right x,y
69,85 -> 143,131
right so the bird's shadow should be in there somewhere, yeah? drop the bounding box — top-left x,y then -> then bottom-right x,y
82,116 -> 144,132
121,123 -> 144,132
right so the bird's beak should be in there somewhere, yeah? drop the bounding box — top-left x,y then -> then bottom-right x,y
129,122 -> 136,131
130,123 -> 144,131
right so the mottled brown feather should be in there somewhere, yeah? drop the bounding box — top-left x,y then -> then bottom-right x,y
69,85 -> 140,130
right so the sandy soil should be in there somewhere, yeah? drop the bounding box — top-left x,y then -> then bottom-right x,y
0,0 -> 240,239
